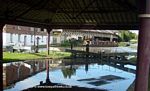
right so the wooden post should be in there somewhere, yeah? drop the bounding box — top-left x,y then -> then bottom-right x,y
0,24 -> 4,90
33,28 -> 36,52
35,37 -> 40,53
47,29 -> 52,55
135,0 -> 150,91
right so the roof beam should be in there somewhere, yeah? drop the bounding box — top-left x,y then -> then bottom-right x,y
47,0 -> 63,23
14,0 -> 44,19
0,19 -> 139,30
0,20 -> 139,30
74,0 -> 97,18
112,0 -> 138,12
52,0 -> 73,20
56,9 -> 132,14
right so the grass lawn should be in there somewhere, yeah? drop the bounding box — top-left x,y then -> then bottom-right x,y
3,51 -> 71,62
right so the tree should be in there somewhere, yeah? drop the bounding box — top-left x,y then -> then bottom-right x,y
118,30 -> 137,42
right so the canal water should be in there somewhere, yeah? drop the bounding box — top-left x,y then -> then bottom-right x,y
3,59 -> 136,91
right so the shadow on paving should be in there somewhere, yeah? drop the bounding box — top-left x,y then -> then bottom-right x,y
78,75 -> 125,86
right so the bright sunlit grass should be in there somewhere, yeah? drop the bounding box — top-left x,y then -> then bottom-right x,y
3,51 -> 71,62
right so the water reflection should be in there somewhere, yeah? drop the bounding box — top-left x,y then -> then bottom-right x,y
3,59 -> 136,91
45,60 -> 51,84
85,63 -> 89,73
3,61 -> 46,88
3,59 -> 62,89
59,60 -> 135,91
61,65 -> 77,79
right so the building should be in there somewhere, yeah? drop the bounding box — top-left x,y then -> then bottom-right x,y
52,29 -> 118,46
3,24 -> 49,47
3,25 -> 118,47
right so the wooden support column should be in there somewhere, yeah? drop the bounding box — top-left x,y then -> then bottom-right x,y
47,29 -> 52,55
35,37 -> 40,53
0,23 -> 4,90
135,0 -> 150,91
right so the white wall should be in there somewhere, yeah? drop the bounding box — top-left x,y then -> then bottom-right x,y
3,33 -> 53,46
3,33 -> 7,46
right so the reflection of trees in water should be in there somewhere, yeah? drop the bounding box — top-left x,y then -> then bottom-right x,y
61,66 -> 76,79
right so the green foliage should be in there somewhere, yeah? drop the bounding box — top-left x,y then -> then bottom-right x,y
61,40 -> 71,47
3,51 -> 71,62
61,66 -> 76,78
118,30 -> 138,42
61,38 -> 83,47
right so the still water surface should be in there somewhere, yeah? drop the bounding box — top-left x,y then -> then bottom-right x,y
3,59 -> 136,91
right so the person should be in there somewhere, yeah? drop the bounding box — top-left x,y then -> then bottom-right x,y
85,41 -> 90,58
71,42 -> 73,50
69,39 -> 73,50
86,41 -> 89,53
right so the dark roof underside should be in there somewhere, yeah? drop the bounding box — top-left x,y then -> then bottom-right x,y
0,0 -> 139,30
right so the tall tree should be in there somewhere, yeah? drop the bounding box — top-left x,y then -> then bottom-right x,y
118,30 -> 137,42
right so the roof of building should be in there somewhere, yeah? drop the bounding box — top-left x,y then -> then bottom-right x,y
3,25 -> 118,35
0,0 -> 138,30
63,29 -> 118,35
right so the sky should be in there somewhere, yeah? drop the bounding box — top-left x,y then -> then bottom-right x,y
129,30 -> 139,35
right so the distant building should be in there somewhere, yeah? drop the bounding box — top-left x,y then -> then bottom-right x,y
3,24 -> 50,46
52,29 -> 118,46
3,25 -> 118,47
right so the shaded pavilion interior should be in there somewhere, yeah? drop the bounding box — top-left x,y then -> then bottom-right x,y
0,0 -> 138,29
0,0 -> 149,91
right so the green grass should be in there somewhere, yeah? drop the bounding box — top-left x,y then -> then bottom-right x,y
3,51 -> 71,62
118,42 -> 128,47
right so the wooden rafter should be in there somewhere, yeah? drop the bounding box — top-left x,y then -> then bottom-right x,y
0,0 -> 138,30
